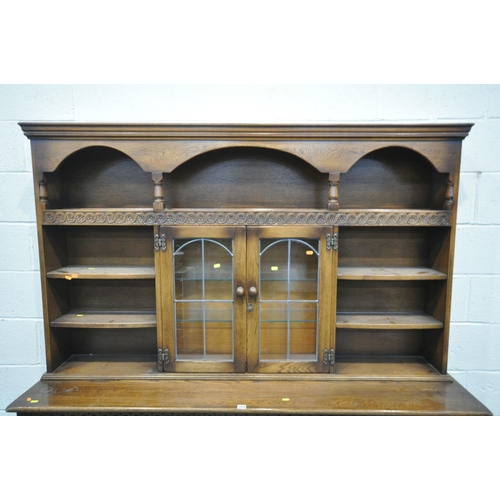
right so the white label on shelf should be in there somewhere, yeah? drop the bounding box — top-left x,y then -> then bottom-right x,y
236,404 -> 247,410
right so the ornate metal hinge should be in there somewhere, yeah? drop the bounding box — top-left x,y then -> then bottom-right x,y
154,234 -> 166,252
323,349 -> 335,365
157,348 -> 170,371
326,233 -> 338,251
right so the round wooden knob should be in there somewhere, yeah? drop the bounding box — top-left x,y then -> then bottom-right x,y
236,286 -> 245,296
249,286 -> 258,296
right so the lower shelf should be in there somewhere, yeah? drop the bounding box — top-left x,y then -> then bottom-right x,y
336,312 -> 443,329
7,377 -> 492,415
44,354 -> 440,380
49,355 -> 159,378
334,356 -> 441,378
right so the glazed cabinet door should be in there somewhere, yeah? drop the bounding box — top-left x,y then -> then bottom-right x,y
159,226 -> 247,372
246,226 -> 335,373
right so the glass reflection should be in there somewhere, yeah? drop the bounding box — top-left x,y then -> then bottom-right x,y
259,238 -> 319,362
174,238 -> 234,361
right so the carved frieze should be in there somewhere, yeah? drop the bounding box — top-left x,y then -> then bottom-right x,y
42,210 -> 451,226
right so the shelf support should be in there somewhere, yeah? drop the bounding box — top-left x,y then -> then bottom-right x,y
152,173 -> 164,211
327,173 -> 340,211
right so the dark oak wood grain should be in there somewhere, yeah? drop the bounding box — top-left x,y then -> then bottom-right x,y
7,378 -> 491,415
8,121 -> 489,416
21,123 -> 472,174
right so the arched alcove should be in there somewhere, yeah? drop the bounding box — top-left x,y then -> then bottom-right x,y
338,147 -> 448,209
164,146 -> 329,209
48,146 -> 153,208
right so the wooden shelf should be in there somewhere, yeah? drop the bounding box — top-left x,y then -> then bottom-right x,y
40,355 -> 438,381
7,377 -> 492,415
50,311 -> 157,329
337,266 -> 446,280
336,312 -> 443,329
47,355 -> 159,378
47,265 -> 155,280
334,356 -> 441,378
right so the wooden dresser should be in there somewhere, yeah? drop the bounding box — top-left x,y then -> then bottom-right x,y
7,123 -> 492,415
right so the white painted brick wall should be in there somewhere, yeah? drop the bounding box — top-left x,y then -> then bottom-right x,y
1,84 -> 499,415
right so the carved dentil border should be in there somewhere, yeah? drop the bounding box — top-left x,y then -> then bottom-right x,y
42,210 -> 451,226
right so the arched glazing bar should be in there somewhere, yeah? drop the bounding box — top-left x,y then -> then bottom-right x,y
173,238 -> 234,362
259,238 -> 320,362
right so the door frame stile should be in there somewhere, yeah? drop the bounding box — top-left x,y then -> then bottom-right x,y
330,226 -> 339,373
159,226 -> 176,372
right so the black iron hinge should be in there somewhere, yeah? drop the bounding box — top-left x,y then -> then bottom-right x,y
323,348 -> 335,365
154,234 -> 166,252
157,348 -> 170,371
326,233 -> 338,251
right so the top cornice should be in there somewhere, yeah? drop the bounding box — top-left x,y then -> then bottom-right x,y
19,122 -> 474,141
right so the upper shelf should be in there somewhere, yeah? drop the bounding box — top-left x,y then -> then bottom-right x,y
47,265 -> 155,280
51,311 -> 157,329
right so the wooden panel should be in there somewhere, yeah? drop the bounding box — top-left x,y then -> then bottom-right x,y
427,227 -> 451,273
337,281 -> 426,313
338,227 -> 431,267
159,225 -> 176,372
336,312 -> 443,329
337,266 -> 446,280
164,147 -> 329,209
65,226 -> 154,267
232,226 -> 247,372
53,146 -> 153,208
171,361 -> 242,374
69,280 -> 156,311
42,226 -> 68,270
47,265 -> 155,279
336,329 -> 426,356
339,147 -> 448,209
70,329 -> 157,355
7,378 -> 491,415
153,225 -> 164,372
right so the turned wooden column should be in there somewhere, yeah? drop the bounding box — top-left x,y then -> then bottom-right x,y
444,175 -> 454,210
152,173 -> 164,211
38,172 -> 48,210
327,173 -> 340,211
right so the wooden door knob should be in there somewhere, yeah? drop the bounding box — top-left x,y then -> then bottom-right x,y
236,286 -> 245,296
249,286 -> 258,296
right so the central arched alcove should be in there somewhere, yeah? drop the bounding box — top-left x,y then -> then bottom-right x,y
164,147 -> 329,209
338,147 -> 448,210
